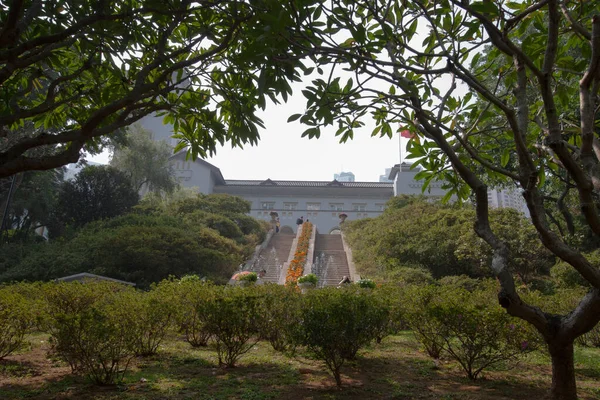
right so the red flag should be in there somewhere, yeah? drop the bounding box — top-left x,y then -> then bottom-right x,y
400,129 -> 414,139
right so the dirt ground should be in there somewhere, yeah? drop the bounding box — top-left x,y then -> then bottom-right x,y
1,333 -> 599,400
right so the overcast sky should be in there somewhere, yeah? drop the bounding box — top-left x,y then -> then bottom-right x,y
89,79 -> 407,182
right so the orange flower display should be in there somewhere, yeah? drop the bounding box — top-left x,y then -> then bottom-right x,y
285,222 -> 313,286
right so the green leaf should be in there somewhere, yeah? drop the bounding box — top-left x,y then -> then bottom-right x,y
287,114 -> 302,122
500,148 -> 510,167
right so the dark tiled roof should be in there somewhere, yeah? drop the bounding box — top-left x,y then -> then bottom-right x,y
223,179 -> 393,188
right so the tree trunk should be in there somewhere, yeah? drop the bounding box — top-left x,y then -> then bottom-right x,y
548,341 -> 577,400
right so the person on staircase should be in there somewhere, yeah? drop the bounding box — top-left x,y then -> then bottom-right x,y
338,275 -> 351,285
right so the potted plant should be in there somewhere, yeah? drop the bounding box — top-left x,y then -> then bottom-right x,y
356,278 -> 376,289
232,271 -> 257,287
297,273 -> 318,293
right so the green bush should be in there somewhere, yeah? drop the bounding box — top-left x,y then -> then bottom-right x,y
238,272 -> 258,282
372,284 -> 407,337
578,324 -> 600,348
430,284 -> 540,380
550,259 -> 591,288
0,286 -> 36,359
255,285 -> 302,353
401,285 -> 446,359
171,278 -> 213,347
299,287 -> 389,386
297,273 -> 318,285
42,282 -> 138,384
356,278 -> 376,289
536,287 -> 600,348
126,283 -> 177,356
198,286 -> 261,368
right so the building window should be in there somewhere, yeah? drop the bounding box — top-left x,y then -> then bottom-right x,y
352,204 -> 367,212
261,202 -> 275,210
375,204 -> 385,212
330,203 -> 344,211
307,202 -> 321,211
283,202 -> 297,211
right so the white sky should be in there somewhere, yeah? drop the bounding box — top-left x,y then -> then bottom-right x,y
89,80 -> 407,182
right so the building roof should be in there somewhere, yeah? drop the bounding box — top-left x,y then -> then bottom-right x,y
388,162 -> 420,180
169,150 -> 225,184
56,272 -> 136,286
222,179 -> 393,188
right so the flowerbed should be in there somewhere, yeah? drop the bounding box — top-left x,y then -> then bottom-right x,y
285,222 -> 313,286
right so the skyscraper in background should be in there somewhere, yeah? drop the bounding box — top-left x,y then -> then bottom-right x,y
334,171 -> 355,182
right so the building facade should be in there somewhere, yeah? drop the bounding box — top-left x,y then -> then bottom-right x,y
213,179 -> 392,233
140,118 -> 528,230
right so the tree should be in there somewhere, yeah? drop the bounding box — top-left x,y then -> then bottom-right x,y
345,197 -> 552,281
0,169 -> 64,242
51,165 -> 139,235
278,1 -> 600,398
0,0 -> 301,178
110,124 -> 177,194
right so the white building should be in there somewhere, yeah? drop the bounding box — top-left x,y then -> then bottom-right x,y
333,171 -> 355,182
379,168 -> 393,183
487,188 -> 529,216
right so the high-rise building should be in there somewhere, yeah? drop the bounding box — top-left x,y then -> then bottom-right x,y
487,188 -> 529,216
379,168 -> 393,183
334,171 -> 355,182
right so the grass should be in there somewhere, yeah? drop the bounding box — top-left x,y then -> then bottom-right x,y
0,331 -> 599,400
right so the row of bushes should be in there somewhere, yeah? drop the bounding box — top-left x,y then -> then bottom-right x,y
1,279 -> 597,386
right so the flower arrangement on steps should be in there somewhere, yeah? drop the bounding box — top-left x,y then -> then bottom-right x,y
285,222 -> 313,286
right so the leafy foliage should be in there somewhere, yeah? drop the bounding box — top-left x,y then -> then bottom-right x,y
255,284 -> 302,353
345,197 -> 552,281
0,286 -> 35,359
0,195 -> 267,287
110,124 -> 178,194
299,287 -> 389,386
49,165 -> 139,236
198,285 -> 261,368
0,0 -> 302,178
42,282 -> 138,384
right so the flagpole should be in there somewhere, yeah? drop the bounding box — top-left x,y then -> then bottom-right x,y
399,134 -> 402,164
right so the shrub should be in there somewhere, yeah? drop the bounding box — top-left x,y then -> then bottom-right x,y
126,283 -> 177,356
0,287 -> 36,359
299,287 -> 388,386
297,273 -> 318,285
438,275 -> 481,292
431,284 -> 540,380
550,259 -> 591,288
171,278 -> 213,347
255,285 -> 302,353
356,278 -> 376,289
42,282 -> 138,384
401,285 -> 446,359
371,284 -> 407,338
578,325 -> 600,348
235,271 -> 257,282
199,286 -> 261,368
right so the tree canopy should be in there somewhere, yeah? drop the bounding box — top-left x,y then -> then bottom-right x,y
0,0 -> 300,178
49,165 -> 139,235
344,196 -> 554,284
272,1 -> 599,398
0,194 -> 267,287
110,124 -> 178,194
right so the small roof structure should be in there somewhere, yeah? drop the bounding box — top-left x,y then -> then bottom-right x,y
56,272 -> 136,286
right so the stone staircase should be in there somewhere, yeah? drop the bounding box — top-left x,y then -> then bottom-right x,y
254,233 -> 295,283
312,234 -> 350,286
